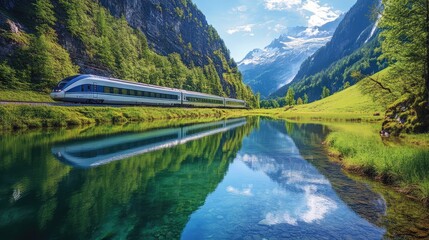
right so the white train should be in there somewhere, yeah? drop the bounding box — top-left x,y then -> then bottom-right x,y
50,75 -> 247,108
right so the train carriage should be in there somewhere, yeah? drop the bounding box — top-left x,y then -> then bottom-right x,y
181,90 -> 225,108
225,97 -> 246,108
51,75 -> 182,105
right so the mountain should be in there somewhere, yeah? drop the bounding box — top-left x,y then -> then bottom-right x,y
0,0 -> 256,105
271,0 -> 384,101
238,17 -> 342,98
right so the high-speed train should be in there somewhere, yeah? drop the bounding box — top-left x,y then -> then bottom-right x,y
50,74 -> 247,108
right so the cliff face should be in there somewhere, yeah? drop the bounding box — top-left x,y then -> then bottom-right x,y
1,0 -> 232,72
99,0 -> 230,68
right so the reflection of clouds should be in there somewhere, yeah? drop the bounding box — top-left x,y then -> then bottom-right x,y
226,185 -> 253,196
282,170 -> 329,185
259,185 -> 337,226
259,212 -> 298,226
301,185 -> 337,223
238,154 -> 278,173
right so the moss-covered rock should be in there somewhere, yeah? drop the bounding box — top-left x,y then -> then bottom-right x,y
382,94 -> 429,136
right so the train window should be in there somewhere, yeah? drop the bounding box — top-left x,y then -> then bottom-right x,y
130,90 -> 135,96
143,91 -> 149,97
104,87 -> 109,93
150,92 -> 155,98
155,93 -> 160,98
114,88 -> 119,94
110,87 -> 114,93
81,85 -> 84,92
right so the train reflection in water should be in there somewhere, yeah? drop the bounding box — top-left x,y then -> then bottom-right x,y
52,118 -> 246,168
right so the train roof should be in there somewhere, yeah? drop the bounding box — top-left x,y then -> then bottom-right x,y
83,75 -> 181,92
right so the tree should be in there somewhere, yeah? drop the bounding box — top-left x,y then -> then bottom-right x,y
321,86 -> 330,99
379,0 -> 428,100
255,93 -> 261,109
270,99 -> 280,108
297,97 -> 303,105
343,81 -> 350,89
303,93 -> 309,104
378,0 -> 429,134
285,87 -> 296,106
33,0 -> 56,34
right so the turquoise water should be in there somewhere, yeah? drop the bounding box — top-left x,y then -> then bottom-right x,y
0,118 -> 428,239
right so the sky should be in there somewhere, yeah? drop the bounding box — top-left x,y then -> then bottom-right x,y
192,0 -> 357,61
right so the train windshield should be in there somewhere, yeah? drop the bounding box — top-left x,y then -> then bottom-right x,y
56,75 -> 79,89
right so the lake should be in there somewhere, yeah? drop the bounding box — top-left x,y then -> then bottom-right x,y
0,117 -> 428,239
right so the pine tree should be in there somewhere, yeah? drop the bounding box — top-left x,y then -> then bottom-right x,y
285,87 -> 295,106
303,93 -> 309,104
321,86 -> 330,99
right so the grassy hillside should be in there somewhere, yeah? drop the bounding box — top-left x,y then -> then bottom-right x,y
269,71 -> 391,121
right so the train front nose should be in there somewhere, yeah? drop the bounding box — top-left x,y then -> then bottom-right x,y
50,91 -> 65,101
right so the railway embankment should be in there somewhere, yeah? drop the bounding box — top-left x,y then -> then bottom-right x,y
0,104 -> 249,131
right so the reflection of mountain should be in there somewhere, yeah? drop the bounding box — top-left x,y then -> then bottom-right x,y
52,118 -> 246,168
0,118 -> 258,239
182,119 -> 385,239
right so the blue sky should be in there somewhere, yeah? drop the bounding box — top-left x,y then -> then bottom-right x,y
192,0 -> 357,61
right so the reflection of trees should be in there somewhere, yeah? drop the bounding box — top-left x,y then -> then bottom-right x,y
0,118 -> 258,239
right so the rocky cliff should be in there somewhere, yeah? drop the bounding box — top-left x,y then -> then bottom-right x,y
98,0 -> 231,68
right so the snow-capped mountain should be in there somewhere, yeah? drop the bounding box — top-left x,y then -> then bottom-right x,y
270,0 -> 383,101
238,17 -> 343,98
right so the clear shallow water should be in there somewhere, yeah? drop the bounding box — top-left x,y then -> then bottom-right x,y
0,118 -> 428,239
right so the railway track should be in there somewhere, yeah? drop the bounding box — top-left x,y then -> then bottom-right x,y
0,100 -> 125,107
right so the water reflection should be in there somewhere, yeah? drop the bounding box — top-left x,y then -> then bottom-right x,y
1,118 -> 429,239
0,118 -> 256,239
182,120 -> 385,239
51,118 -> 246,168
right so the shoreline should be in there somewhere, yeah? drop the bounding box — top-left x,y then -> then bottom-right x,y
1,104 -> 428,205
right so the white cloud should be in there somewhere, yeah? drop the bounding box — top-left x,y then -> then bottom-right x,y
264,0 -> 302,10
263,0 -> 341,27
273,24 -> 287,33
227,24 -> 255,34
233,5 -> 248,12
300,0 -> 340,27
226,185 -> 253,196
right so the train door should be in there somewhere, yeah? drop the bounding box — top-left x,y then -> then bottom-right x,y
93,83 -> 98,99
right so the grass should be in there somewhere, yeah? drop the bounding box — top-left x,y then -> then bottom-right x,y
0,104 -> 253,130
325,123 -> 429,202
255,72 -> 391,122
0,90 -> 54,102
